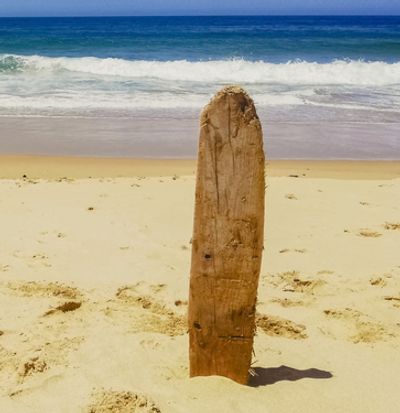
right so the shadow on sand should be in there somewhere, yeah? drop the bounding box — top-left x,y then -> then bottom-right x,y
249,365 -> 333,387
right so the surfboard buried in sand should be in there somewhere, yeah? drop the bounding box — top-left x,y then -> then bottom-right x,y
189,86 -> 265,385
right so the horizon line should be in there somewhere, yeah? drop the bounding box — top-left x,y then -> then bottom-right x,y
1,14 -> 400,18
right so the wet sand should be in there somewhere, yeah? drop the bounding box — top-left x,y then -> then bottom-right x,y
1,115 -> 399,159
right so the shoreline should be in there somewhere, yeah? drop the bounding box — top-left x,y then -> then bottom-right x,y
1,116 -> 399,160
0,155 -> 399,180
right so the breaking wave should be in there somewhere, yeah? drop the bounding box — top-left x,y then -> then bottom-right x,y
1,54 -> 400,86
1,54 -> 400,116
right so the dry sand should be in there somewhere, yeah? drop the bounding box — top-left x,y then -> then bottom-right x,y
0,156 -> 399,412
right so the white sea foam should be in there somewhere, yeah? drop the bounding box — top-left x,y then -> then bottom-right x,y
2,54 -> 400,85
0,54 -> 400,116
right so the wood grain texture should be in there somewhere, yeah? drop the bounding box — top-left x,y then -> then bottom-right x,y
189,86 -> 265,385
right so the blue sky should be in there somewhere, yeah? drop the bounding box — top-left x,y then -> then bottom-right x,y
0,0 -> 399,17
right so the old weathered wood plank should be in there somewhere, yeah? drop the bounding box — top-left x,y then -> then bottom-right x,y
189,86 -> 265,385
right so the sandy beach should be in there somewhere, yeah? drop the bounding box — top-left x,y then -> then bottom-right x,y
0,156 -> 399,412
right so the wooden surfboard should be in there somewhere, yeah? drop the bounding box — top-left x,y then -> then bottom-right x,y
189,86 -> 265,385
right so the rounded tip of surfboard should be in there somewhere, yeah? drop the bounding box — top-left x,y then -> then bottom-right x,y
213,85 -> 253,102
201,85 -> 259,128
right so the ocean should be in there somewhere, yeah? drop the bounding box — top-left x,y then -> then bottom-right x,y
0,16 -> 399,158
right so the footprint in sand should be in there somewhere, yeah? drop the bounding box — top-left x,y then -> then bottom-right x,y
256,314 -> 307,340
383,222 -> 400,231
4,280 -> 82,299
269,271 -> 326,294
351,321 -> 392,344
17,356 -> 48,382
0,281 -> 85,394
357,229 -> 382,238
87,390 -> 161,413
2,335 -> 84,393
323,308 -> 394,343
103,283 -> 187,337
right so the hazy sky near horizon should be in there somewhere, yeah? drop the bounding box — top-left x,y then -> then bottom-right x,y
0,0 -> 399,17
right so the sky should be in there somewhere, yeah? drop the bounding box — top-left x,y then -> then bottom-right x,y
0,0 -> 399,17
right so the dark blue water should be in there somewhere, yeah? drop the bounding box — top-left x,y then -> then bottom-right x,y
0,16 -> 400,62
